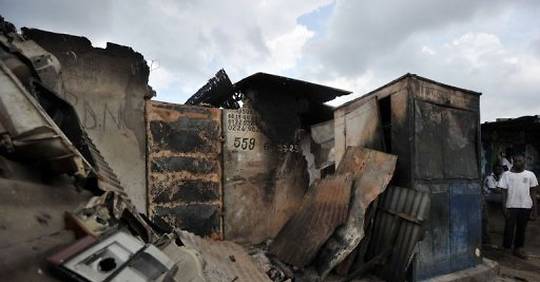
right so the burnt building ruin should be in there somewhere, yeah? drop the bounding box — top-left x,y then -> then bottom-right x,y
0,16 -> 497,282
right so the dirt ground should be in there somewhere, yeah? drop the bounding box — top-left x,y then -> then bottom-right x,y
484,201 -> 540,282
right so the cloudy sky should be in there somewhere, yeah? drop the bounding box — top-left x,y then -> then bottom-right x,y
1,0 -> 540,121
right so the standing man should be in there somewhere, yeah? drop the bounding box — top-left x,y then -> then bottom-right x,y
482,164 -> 504,244
500,148 -> 514,172
498,155 -> 538,259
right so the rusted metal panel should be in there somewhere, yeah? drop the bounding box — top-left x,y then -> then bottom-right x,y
414,100 -> 444,179
147,101 -> 222,239
269,174 -> 353,267
177,231 -> 272,282
411,76 -> 480,112
316,147 -> 397,278
409,79 -> 481,280
332,74 -> 481,280
335,75 -> 408,111
443,108 -> 479,178
390,90 -> 412,187
363,186 -> 430,282
222,101 -> 308,244
334,97 -> 384,165
414,100 -> 479,180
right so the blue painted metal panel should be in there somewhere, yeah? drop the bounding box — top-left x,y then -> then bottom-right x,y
449,182 -> 482,271
415,191 -> 450,280
414,182 -> 481,281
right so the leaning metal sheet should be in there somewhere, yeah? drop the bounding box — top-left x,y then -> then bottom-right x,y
365,185 -> 430,282
316,147 -> 397,278
269,174 -> 353,267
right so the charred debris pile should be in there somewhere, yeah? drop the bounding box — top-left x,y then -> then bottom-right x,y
1,16 -> 485,282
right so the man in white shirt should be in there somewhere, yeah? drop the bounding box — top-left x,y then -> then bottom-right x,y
498,155 -> 538,259
482,164 -> 504,244
501,157 -> 513,172
484,164 -> 503,194
500,148 -> 514,171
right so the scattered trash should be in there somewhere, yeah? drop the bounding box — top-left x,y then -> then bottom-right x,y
48,230 -> 174,282
176,230 -> 272,282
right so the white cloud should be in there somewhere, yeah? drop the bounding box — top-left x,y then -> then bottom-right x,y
148,65 -> 175,91
324,71 -> 376,106
1,0 -> 332,101
445,32 -> 505,67
297,1 -> 540,122
421,46 -> 436,56
2,0 -> 540,120
265,25 -> 314,71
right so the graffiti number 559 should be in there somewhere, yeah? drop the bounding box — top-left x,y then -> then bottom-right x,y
233,137 -> 256,150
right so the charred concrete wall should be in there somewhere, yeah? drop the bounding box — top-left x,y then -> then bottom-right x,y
23,29 -> 151,213
223,100 -> 308,244
145,99 -> 308,242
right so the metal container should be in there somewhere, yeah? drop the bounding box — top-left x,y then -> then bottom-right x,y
334,73 -> 482,281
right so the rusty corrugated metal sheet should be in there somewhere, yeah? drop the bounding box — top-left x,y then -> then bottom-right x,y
364,186 -> 430,282
269,174 -> 353,267
177,231 -> 271,282
316,147 -> 397,278
147,101 -> 223,239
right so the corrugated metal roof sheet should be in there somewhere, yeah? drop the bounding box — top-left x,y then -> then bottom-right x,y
316,147 -> 397,278
269,174 -> 353,267
364,186 -> 430,282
